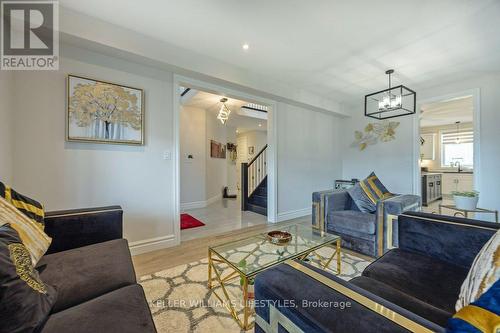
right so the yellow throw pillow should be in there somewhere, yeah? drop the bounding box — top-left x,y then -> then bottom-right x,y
0,182 -> 45,230
0,197 -> 51,265
456,228 -> 500,311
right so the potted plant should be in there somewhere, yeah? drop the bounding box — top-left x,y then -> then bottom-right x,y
452,191 -> 479,210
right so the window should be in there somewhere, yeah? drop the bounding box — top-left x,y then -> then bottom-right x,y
441,130 -> 474,168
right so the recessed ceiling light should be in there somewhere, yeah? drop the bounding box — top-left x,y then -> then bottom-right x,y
242,43 -> 249,51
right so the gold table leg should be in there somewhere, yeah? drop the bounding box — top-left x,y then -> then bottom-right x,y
303,239 -> 342,274
207,249 -> 254,331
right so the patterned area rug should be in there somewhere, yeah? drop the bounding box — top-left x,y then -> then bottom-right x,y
140,247 -> 371,333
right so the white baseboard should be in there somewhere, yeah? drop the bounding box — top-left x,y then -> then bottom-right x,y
129,234 -> 176,255
180,194 -> 222,211
276,208 -> 311,222
180,200 -> 206,210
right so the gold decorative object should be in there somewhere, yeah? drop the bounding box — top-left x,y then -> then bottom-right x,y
352,120 -> 400,151
67,75 -> 144,145
267,230 -> 292,245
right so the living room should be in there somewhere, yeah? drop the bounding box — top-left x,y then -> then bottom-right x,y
1,1 -> 499,333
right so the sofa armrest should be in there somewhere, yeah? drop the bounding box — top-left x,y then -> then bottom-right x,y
44,206 -> 123,254
398,211 -> 499,268
255,260 -> 444,333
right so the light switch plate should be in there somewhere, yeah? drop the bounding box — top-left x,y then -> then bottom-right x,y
163,151 -> 171,160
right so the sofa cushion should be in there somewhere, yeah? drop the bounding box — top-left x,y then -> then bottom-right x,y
37,239 -> 136,313
327,210 -> 376,235
350,276 -> 452,326
40,284 -> 156,333
362,249 -> 468,313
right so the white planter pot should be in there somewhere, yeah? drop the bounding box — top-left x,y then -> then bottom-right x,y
454,195 -> 479,211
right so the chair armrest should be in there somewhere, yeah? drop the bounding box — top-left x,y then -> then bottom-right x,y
44,206 -> 123,254
312,190 -> 352,232
398,212 -> 499,268
255,261 -> 444,333
375,195 -> 421,255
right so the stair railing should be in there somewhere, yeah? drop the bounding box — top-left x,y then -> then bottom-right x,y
241,144 -> 267,211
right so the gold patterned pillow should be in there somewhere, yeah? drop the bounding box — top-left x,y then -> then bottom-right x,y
0,223 -> 57,333
456,228 -> 500,311
0,196 -> 51,265
0,182 -> 45,230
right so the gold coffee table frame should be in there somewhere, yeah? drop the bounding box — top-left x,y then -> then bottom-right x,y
207,224 -> 341,330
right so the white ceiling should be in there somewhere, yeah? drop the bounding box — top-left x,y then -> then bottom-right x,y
182,90 -> 267,133
420,96 -> 473,128
60,0 -> 500,105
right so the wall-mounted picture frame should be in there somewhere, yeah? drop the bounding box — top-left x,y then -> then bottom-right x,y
210,140 -> 226,158
67,75 -> 145,145
248,146 -> 255,155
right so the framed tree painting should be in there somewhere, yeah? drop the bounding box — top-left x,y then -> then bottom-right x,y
67,75 -> 145,145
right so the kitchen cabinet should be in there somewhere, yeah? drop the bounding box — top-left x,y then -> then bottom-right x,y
422,173 -> 442,206
420,133 -> 435,160
441,173 -> 474,195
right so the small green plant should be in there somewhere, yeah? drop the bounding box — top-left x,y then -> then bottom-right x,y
452,191 -> 479,197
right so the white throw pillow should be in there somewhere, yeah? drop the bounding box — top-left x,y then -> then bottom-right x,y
456,228 -> 500,311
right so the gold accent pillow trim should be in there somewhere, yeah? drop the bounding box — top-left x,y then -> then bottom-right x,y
8,243 -> 48,294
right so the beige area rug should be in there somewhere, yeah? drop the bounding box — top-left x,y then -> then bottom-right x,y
139,247 -> 371,333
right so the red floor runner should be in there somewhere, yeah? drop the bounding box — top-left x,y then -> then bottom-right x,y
180,213 -> 205,230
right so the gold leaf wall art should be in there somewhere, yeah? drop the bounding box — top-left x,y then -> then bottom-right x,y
351,121 -> 400,151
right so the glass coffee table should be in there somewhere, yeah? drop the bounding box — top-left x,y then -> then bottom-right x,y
207,223 -> 341,330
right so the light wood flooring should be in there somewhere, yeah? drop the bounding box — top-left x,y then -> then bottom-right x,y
132,215 -> 311,277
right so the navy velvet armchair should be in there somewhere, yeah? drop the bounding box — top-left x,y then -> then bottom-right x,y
255,212 -> 499,333
312,189 -> 420,257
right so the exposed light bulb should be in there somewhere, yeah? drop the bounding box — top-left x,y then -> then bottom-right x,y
242,43 -> 249,51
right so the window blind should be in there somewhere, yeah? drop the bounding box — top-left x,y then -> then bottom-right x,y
441,130 -> 473,144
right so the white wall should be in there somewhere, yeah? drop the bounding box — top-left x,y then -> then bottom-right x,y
11,46 -> 176,251
0,71 -> 14,184
6,43 -> 347,253
238,130 -> 267,162
277,103 -> 343,220
180,106 -> 206,204
205,110 -> 227,200
342,111 -> 415,194
341,73 -> 500,221
226,126 -> 237,195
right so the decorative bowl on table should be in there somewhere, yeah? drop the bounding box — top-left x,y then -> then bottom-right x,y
267,230 -> 292,245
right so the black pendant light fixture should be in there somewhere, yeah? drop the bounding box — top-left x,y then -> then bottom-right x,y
364,69 -> 416,120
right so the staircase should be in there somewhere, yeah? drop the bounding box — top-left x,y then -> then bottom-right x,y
241,145 -> 267,216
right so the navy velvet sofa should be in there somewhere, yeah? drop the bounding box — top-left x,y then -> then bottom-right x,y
312,190 -> 420,257
33,206 -> 157,333
255,212 -> 499,333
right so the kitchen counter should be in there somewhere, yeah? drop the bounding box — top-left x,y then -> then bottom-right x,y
428,170 -> 473,174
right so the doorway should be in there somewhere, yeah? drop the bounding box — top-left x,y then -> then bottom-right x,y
173,76 -> 277,243
415,90 -> 480,218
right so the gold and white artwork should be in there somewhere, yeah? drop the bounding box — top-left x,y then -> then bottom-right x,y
352,121 -> 399,151
67,75 -> 144,145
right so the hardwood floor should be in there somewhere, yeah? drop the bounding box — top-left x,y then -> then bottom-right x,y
132,215 -> 311,277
